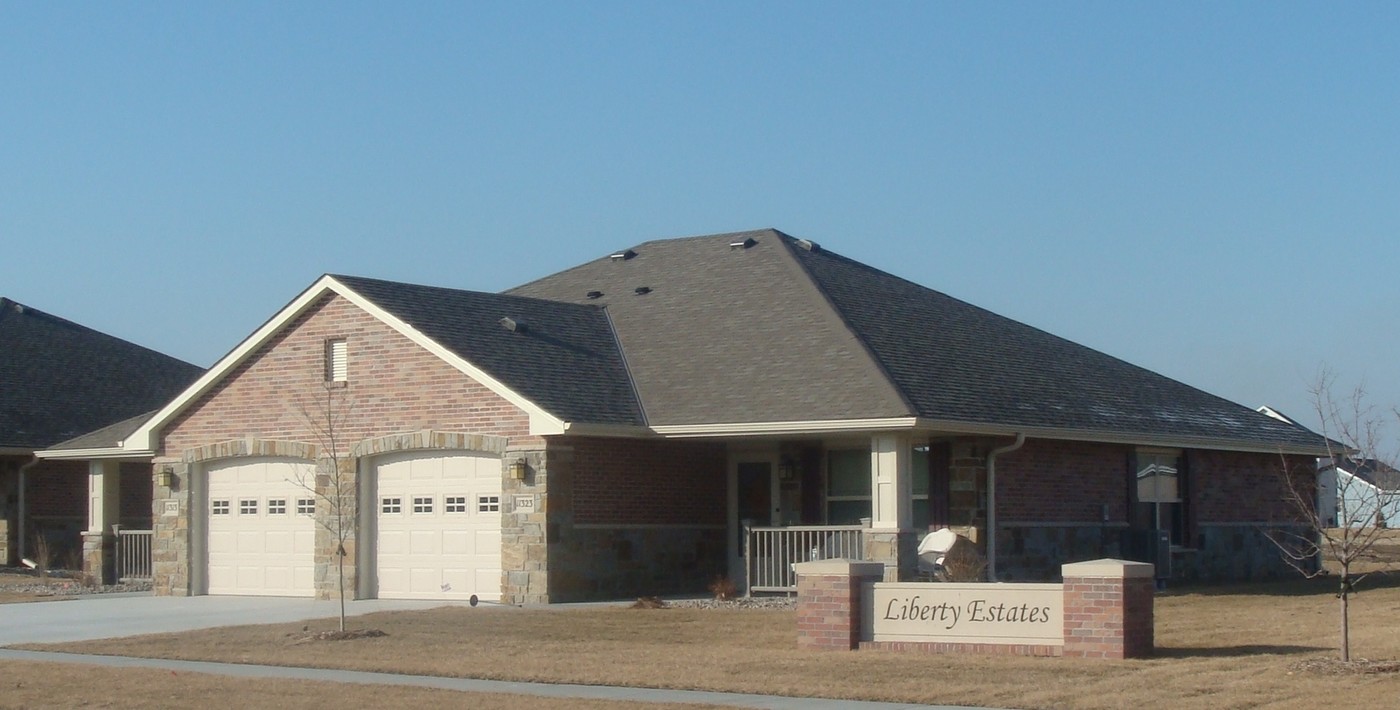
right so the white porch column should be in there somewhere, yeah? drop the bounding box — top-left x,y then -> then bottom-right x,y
88,460 -> 121,534
869,434 -> 911,530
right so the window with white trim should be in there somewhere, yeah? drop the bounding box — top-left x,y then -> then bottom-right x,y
381,497 -> 401,514
239,499 -> 258,516
445,496 -> 467,513
478,495 -> 500,512
325,339 -> 348,383
212,500 -> 230,516
413,496 -> 433,514
267,499 -> 287,515
297,498 -> 315,515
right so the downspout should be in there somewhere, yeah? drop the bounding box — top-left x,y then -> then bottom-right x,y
985,433 -> 1026,582
17,455 -> 40,562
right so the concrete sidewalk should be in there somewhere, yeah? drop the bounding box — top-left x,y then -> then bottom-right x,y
0,648 -> 983,710
0,593 -> 490,645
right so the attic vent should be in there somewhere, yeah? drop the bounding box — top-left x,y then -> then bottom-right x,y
634,286 -> 652,295
499,317 -> 527,333
729,237 -> 758,250
586,290 -> 604,299
610,249 -> 638,261
795,239 -> 821,252
325,339 -> 348,383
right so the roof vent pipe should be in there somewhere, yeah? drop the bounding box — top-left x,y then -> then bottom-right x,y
795,239 -> 821,252
633,286 -> 652,295
985,432 -> 1025,582
729,238 -> 757,249
586,291 -> 604,299
499,317 -> 526,333
610,249 -> 638,261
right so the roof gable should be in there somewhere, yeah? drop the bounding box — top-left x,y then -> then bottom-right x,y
121,275 -> 642,452
0,298 -> 203,449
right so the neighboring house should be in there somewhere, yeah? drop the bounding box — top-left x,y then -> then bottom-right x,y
0,298 -> 203,570
1318,458 -> 1400,528
41,230 -> 1327,603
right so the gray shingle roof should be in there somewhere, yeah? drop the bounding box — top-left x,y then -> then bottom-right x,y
784,239 -> 1326,449
510,230 -> 1326,450
47,410 -> 157,451
0,299 -> 204,449
508,230 -> 909,426
332,276 -> 643,426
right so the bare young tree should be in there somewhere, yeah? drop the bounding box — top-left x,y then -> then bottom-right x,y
295,383 -> 357,632
1269,371 -> 1400,662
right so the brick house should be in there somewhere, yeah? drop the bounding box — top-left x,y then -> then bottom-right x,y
0,298 -> 202,570
43,230 -> 1325,602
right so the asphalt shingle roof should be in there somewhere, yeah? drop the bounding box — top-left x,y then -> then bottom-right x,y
0,299 -> 204,449
508,231 -> 909,426
510,230 -> 1326,450
332,276 -> 643,426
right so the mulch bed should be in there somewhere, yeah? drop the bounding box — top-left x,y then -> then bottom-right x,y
288,629 -> 388,644
1289,658 -> 1400,675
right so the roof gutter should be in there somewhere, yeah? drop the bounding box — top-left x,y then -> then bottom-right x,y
986,433 -> 1025,582
34,446 -> 153,461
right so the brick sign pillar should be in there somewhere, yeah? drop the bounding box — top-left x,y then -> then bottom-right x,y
794,559 -> 886,650
1061,559 -> 1155,659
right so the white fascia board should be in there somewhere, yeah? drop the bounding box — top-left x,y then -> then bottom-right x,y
909,418 -> 1332,456
327,278 -> 567,436
123,276 -> 343,453
650,417 -> 920,438
125,275 -> 568,452
35,447 -> 153,461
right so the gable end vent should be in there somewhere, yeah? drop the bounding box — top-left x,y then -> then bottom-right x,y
796,239 -> 821,252
729,237 -> 758,250
634,286 -> 652,295
499,317 -> 527,333
610,249 -> 638,261
586,290 -> 604,299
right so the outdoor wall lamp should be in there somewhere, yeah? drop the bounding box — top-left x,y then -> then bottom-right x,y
508,459 -> 528,480
156,467 -> 175,488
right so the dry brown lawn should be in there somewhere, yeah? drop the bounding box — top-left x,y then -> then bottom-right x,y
22,576 -> 1400,710
0,660 -> 724,709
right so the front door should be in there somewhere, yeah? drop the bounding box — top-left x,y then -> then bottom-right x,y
730,457 -> 779,585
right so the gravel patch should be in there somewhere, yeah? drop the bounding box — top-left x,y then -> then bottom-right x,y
633,596 -> 796,610
0,568 -> 151,596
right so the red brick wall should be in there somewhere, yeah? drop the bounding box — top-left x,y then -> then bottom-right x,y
1192,450 -> 1311,524
119,462 -> 153,523
996,439 -> 1130,522
24,459 -> 86,519
565,437 -> 725,526
160,293 -> 536,456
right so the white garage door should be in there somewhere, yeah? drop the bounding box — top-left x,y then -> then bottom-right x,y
376,451 -> 502,601
207,458 -> 317,597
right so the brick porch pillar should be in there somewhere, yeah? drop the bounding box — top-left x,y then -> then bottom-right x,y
794,559 -> 885,650
1062,559 -> 1155,659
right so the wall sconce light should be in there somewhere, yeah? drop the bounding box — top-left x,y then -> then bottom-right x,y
156,467 -> 174,488
508,459 -> 528,480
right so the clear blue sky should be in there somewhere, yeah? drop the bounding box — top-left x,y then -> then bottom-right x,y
3,2 -> 1397,443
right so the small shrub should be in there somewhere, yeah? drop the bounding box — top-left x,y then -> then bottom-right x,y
708,575 -> 738,600
940,537 -> 987,582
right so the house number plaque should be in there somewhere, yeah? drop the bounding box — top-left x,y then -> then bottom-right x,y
513,496 -> 535,512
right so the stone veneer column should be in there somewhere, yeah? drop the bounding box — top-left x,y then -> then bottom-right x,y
1061,559 -> 1155,659
501,445 -> 551,604
947,440 -> 988,547
793,559 -> 886,650
150,459 -> 190,595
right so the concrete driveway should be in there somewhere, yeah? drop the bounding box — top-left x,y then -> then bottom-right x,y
0,593 -> 488,645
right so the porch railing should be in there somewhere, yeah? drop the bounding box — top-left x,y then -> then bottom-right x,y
115,529 -> 153,582
744,525 -> 865,594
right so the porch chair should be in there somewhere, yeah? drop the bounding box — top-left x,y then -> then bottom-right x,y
915,527 -> 959,581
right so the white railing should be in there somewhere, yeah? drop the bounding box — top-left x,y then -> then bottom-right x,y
116,529 -> 153,582
744,525 -> 865,594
